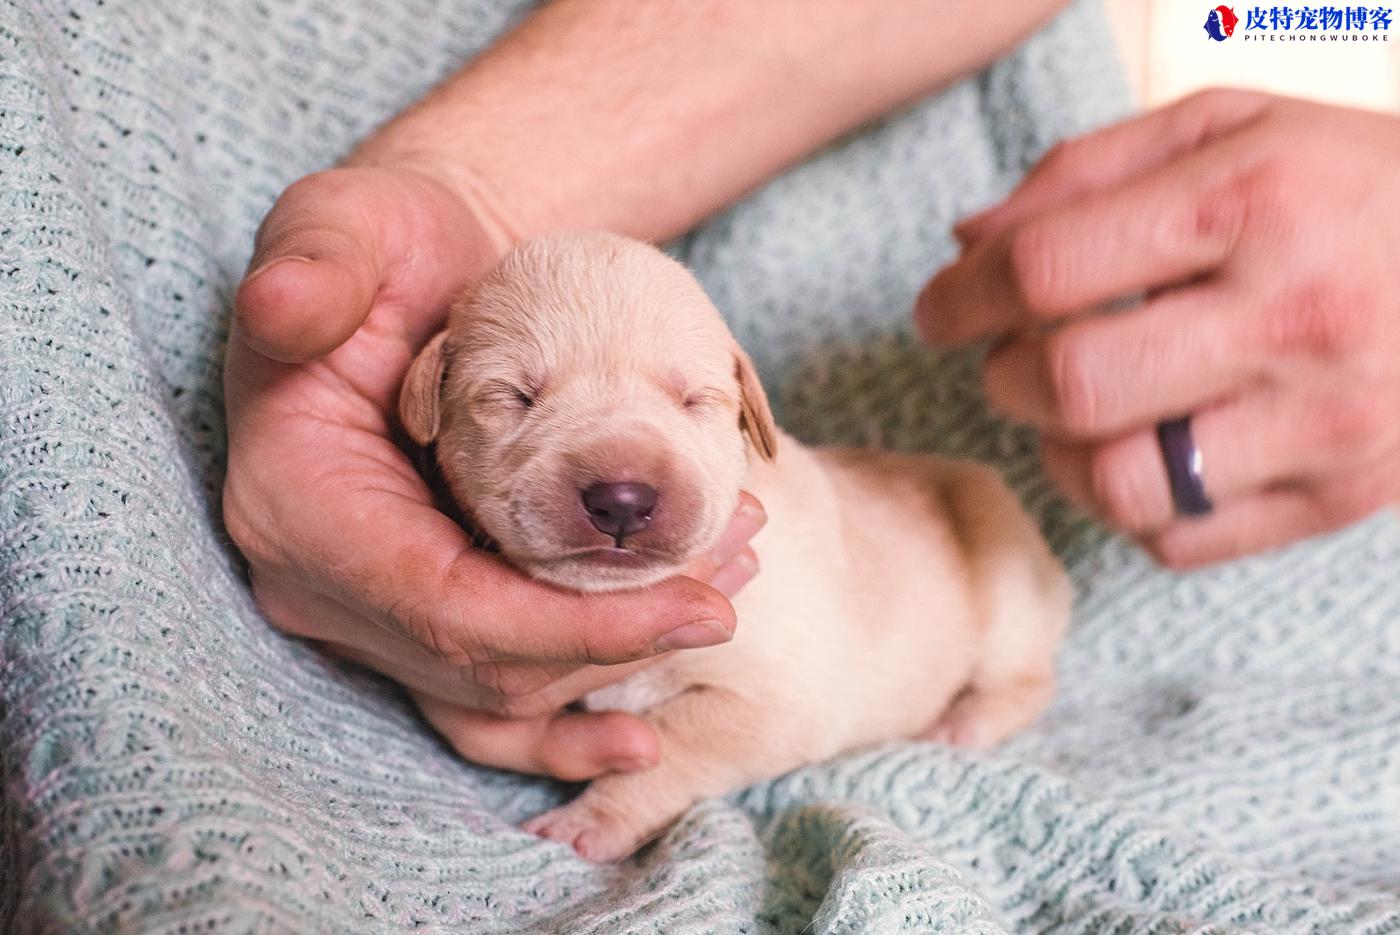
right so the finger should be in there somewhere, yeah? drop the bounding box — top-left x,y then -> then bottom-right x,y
711,492 -> 766,568
250,569 -> 524,705
919,142 -> 1253,347
708,546 -> 759,599
1143,468 -> 1396,569
434,548 -> 738,665
456,547 -> 765,713
235,171 -> 385,362
269,469 -> 737,667
1040,388 -> 1398,535
254,561 -> 656,713
681,491 -> 766,584
319,628 -> 659,718
955,88 -> 1273,246
467,657 -> 660,717
458,523 -> 765,715
413,693 -> 660,781
981,286 -> 1258,438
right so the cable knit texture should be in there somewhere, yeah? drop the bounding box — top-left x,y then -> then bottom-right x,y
4,1 -> 1400,931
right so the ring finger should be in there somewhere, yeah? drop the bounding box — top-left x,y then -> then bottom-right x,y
1040,385 -> 1395,535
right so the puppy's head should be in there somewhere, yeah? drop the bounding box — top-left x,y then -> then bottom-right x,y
400,232 -> 776,592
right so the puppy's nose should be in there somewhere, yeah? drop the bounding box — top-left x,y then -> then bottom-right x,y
582,482 -> 657,542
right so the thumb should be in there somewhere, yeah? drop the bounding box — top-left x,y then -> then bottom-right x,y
234,166 -> 507,363
234,169 -> 385,362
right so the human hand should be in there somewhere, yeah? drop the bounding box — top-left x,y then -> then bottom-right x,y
916,90 -> 1400,568
224,165 -> 765,781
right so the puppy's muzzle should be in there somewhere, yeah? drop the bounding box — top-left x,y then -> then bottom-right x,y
582,481 -> 657,546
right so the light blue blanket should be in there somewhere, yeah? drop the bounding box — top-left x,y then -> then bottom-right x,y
4,1 -> 1400,931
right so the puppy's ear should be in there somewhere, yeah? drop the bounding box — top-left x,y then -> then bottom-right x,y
399,330 -> 450,445
734,345 -> 777,461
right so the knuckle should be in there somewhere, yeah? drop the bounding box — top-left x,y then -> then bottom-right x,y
279,168 -> 359,209
1037,139 -> 1084,180
1043,332 -> 1100,434
1153,89 -> 1240,158
221,482 -> 274,567
466,667 -> 546,718
579,633 -> 618,666
247,573 -> 316,638
493,666 -> 551,702
1159,93 -> 1212,146
1143,530 -> 1202,571
1233,160 -> 1299,247
1310,477 -> 1389,528
539,751 -> 594,783
566,611 -> 628,664
469,660 -> 505,698
1008,223 -> 1066,316
1303,395 -> 1387,458
1261,279 -> 1377,361
476,697 -> 511,718
981,343 -> 1024,413
390,599 -> 477,667
496,694 -> 551,720
253,169 -> 366,259
1088,443 -> 1154,532
1040,138 -> 1074,167
551,603 -> 619,664
1178,87 -> 1227,111
1181,86 -> 1255,117
473,692 -> 511,718
1192,177 -> 1250,249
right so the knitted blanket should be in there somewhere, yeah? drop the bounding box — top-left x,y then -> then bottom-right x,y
5,1 -> 1400,931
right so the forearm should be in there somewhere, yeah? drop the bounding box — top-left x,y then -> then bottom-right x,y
349,0 -> 1069,243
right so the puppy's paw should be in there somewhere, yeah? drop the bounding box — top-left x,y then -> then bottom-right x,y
924,678 -> 1053,749
522,800 -> 651,863
925,703 -> 997,748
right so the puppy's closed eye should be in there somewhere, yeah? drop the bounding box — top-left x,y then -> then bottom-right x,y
477,380 -> 539,410
681,389 -> 729,413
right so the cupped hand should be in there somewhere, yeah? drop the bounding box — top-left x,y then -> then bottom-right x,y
224,165 -> 765,781
917,90 -> 1400,568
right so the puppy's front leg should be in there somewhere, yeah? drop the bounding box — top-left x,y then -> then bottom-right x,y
524,686 -> 800,862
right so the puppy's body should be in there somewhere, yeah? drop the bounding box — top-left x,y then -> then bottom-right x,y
399,233 -> 1070,862
569,439 -> 1067,858
586,441 -> 986,735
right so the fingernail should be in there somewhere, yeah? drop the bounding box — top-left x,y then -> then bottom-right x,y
708,552 -> 758,599
653,619 -> 731,653
737,498 -> 766,523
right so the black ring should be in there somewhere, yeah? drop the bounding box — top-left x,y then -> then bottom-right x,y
1157,416 -> 1213,517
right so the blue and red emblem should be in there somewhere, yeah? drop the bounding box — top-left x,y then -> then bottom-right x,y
1204,5 -> 1239,39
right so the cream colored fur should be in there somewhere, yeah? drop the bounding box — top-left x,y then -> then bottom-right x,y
400,232 -> 1070,862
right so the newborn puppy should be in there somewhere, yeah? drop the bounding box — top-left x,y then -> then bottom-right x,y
399,232 -> 1070,862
